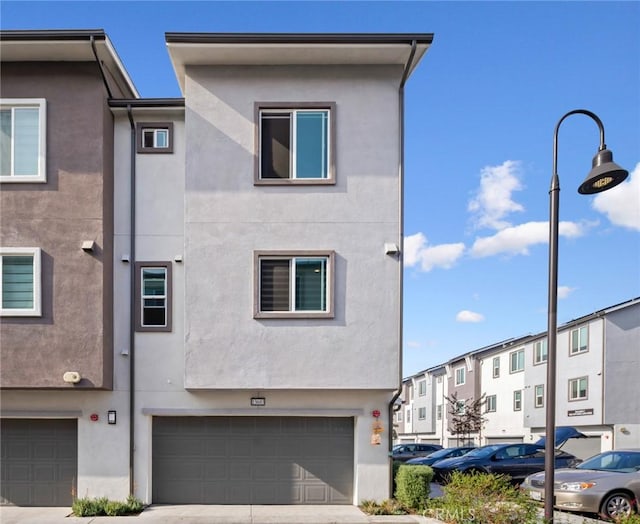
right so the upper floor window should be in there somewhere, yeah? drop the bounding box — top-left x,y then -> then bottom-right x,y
406,408 -> 411,423
513,390 -> 522,411
136,122 -> 173,153
418,380 -> 427,396
569,376 -> 588,401
254,251 -> 334,319
510,349 -> 525,373
135,262 -> 172,332
436,404 -> 442,420
492,356 -> 500,378
455,400 -> 466,415
418,407 -> 426,420
486,395 -> 497,412
534,339 -> 548,364
535,384 -> 544,408
455,366 -> 466,386
396,411 -> 402,422
570,326 -> 588,355
0,99 -> 46,183
256,103 -> 335,185
0,247 -> 41,316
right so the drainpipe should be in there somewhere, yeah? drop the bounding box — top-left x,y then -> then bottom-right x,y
388,39 -> 417,498
126,105 -> 136,497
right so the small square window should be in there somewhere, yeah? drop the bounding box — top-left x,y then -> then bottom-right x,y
0,99 -> 47,183
255,103 -> 336,185
135,262 -> 172,332
136,122 -> 174,153
0,247 -> 41,316
254,251 -> 334,319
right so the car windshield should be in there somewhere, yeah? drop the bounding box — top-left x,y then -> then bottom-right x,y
464,445 -> 503,458
426,448 -> 456,459
577,451 -> 640,472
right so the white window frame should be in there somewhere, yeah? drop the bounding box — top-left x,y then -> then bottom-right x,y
436,404 -> 442,420
534,339 -> 548,364
492,356 -> 500,378
0,99 -> 47,183
397,411 -> 402,422
569,376 -> 589,401
513,390 -> 522,411
570,326 -> 589,355
254,250 -> 334,319
486,395 -> 497,413
510,348 -> 525,373
418,407 -> 426,420
455,399 -> 466,415
0,247 -> 42,316
535,384 -> 544,408
418,379 -> 427,396
455,366 -> 466,386
406,408 -> 411,423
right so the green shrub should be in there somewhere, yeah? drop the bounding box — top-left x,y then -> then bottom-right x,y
359,498 -> 407,515
425,471 -> 539,524
72,495 -> 144,517
394,464 -> 433,511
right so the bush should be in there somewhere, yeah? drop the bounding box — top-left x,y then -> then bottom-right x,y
72,495 -> 144,517
394,464 -> 433,511
425,471 -> 539,524
359,498 -> 407,515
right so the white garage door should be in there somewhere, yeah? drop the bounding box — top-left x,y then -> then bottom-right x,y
152,416 -> 354,504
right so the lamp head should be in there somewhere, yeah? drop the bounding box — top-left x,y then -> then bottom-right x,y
578,148 -> 628,194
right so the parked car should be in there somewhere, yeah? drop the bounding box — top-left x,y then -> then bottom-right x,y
392,443 -> 443,462
521,449 -> 640,520
405,446 -> 476,466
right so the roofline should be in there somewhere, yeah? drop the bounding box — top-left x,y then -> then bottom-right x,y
109,98 -> 185,108
165,32 -> 434,45
0,29 -> 107,41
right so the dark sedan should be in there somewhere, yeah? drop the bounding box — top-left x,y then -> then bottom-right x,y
405,446 -> 475,466
431,443 -> 581,484
392,443 -> 443,462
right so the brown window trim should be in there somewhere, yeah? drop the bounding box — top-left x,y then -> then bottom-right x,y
135,261 -> 172,332
136,122 -> 174,154
254,102 -> 336,186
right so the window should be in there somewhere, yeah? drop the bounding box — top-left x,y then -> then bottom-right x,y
455,400 -> 466,415
418,380 -> 427,396
397,411 -> 402,422
135,262 -> 172,332
254,251 -> 334,318
0,99 -> 46,182
492,356 -> 500,378
534,339 -> 548,364
513,390 -> 522,411
455,366 -> 466,386
535,385 -> 544,408
0,247 -> 41,316
406,409 -> 411,423
418,407 -> 426,420
570,326 -> 588,355
486,395 -> 497,412
136,122 -> 173,153
436,404 -> 442,420
510,349 -> 525,373
256,103 -> 335,184
569,376 -> 588,401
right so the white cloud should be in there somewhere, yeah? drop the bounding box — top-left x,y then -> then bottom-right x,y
403,232 -> 465,272
470,220 -> 588,258
592,162 -> 640,231
406,340 -> 422,349
456,310 -> 485,323
557,286 -> 575,299
468,160 -> 524,230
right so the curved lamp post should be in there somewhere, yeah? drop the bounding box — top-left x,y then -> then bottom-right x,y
544,109 -> 628,522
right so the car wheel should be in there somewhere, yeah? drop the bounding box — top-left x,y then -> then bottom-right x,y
600,492 -> 635,520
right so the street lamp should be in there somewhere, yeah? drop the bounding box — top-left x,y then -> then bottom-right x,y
544,109 -> 628,522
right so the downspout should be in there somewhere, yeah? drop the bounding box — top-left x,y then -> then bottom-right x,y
90,35 -> 113,100
389,39 -> 417,497
126,105 -> 136,497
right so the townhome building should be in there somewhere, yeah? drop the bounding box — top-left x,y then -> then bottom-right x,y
0,30 -> 138,506
1,30 -> 435,507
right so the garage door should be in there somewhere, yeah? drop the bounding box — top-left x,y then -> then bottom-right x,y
561,436 -> 601,460
0,419 -> 77,506
485,436 -> 524,444
152,416 -> 353,504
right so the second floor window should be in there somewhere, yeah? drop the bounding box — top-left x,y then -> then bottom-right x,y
0,99 -> 47,182
486,395 -> 497,412
436,404 -> 442,420
535,385 -> 544,408
455,366 -> 465,386
513,390 -> 522,411
534,339 -> 548,364
135,262 -> 172,332
0,247 -> 41,317
570,326 -> 589,355
257,104 -> 335,184
418,407 -> 426,420
510,349 -> 525,373
569,377 -> 588,401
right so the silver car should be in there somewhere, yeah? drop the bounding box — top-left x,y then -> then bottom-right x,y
521,449 -> 640,520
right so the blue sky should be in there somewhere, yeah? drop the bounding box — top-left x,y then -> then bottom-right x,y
3,1 -> 639,377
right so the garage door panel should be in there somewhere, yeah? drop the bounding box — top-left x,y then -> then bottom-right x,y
152,416 -> 353,504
